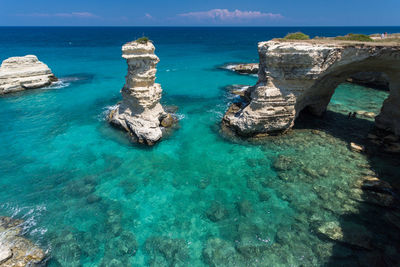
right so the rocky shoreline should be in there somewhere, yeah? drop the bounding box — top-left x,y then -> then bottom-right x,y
108,40 -> 177,145
0,55 -> 57,95
0,216 -> 45,266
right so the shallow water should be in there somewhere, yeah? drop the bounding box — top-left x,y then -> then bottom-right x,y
0,27 -> 399,266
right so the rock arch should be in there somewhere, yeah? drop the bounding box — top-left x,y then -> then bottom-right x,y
223,41 -> 400,136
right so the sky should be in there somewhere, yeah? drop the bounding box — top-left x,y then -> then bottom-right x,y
0,0 -> 399,26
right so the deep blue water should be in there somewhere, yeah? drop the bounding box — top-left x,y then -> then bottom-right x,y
0,27 -> 399,266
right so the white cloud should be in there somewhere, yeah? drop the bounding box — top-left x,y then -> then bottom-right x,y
179,9 -> 283,21
145,13 -> 153,19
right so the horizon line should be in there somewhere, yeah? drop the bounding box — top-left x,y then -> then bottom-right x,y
1,25 -> 400,28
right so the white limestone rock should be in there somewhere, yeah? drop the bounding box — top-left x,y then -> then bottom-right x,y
223,40 -> 400,137
0,216 -> 45,266
0,55 -> 57,94
108,41 -> 173,145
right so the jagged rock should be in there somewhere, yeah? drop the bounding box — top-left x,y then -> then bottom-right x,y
223,40 -> 400,137
145,236 -> 188,266
0,55 -> 57,94
0,216 -> 45,266
108,40 -> 175,145
316,221 -> 373,250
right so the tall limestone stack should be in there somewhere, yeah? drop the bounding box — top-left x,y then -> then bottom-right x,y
108,40 -> 174,145
0,55 -> 57,94
223,40 -> 400,137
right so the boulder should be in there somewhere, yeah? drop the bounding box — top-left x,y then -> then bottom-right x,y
0,55 -> 57,94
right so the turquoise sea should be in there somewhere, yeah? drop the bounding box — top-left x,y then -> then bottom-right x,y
0,27 -> 399,266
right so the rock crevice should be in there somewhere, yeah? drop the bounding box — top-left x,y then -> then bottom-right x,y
223,41 -> 400,136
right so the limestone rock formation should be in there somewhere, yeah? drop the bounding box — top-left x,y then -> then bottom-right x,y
0,216 -> 45,266
0,55 -> 57,94
223,41 -> 400,137
225,63 -> 259,74
108,40 -> 174,145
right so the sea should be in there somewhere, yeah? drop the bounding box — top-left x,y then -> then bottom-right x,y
0,26 -> 399,266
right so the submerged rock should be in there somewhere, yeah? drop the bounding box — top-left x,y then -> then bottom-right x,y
206,202 -> 229,222
202,238 -> 242,266
316,221 -> 373,250
0,216 -> 45,266
0,55 -> 57,94
145,236 -> 188,266
108,40 -> 176,145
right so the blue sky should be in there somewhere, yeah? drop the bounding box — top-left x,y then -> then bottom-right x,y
1,0 -> 399,26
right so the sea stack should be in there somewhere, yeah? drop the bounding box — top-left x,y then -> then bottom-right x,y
108,39 -> 174,145
0,55 -> 57,94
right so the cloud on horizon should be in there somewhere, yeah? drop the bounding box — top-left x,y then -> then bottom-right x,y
17,12 -> 98,18
179,9 -> 283,22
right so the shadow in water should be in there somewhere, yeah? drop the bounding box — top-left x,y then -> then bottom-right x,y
294,110 -> 400,266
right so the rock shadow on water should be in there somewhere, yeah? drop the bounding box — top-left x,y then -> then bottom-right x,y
293,110 -> 400,266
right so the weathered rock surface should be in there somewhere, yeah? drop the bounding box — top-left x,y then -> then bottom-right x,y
0,216 -> 45,266
108,41 -> 175,145
0,55 -> 57,94
223,41 -> 400,137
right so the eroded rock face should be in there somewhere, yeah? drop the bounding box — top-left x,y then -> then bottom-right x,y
108,41 -> 174,145
223,41 -> 400,137
0,216 -> 45,266
0,55 -> 57,94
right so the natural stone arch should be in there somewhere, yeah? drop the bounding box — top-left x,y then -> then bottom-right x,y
223,41 -> 400,136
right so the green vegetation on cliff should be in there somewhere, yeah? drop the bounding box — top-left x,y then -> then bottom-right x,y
334,33 -> 373,42
135,36 -> 151,44
283,32 -> 310,40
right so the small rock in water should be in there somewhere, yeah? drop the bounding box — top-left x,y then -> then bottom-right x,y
86,194 -> 102,204
206,202 -> 229,222
197,178 -> 210,189
145,236 -> 188,266
316,221 -> 373,250
350,142 -> 365,153
273,155 -> 294,171
363,112 -> 375,118
236,200 -> 253,216
258,191 -> 271,202
202,238 -> 242,266
160,114 -> 174,128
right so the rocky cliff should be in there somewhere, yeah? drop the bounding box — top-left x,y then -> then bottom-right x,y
108,40 -> 174,145
0,55 -> 57,94
223,40 -> 400,137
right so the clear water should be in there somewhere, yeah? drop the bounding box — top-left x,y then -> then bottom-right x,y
0,27 -> 399,266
